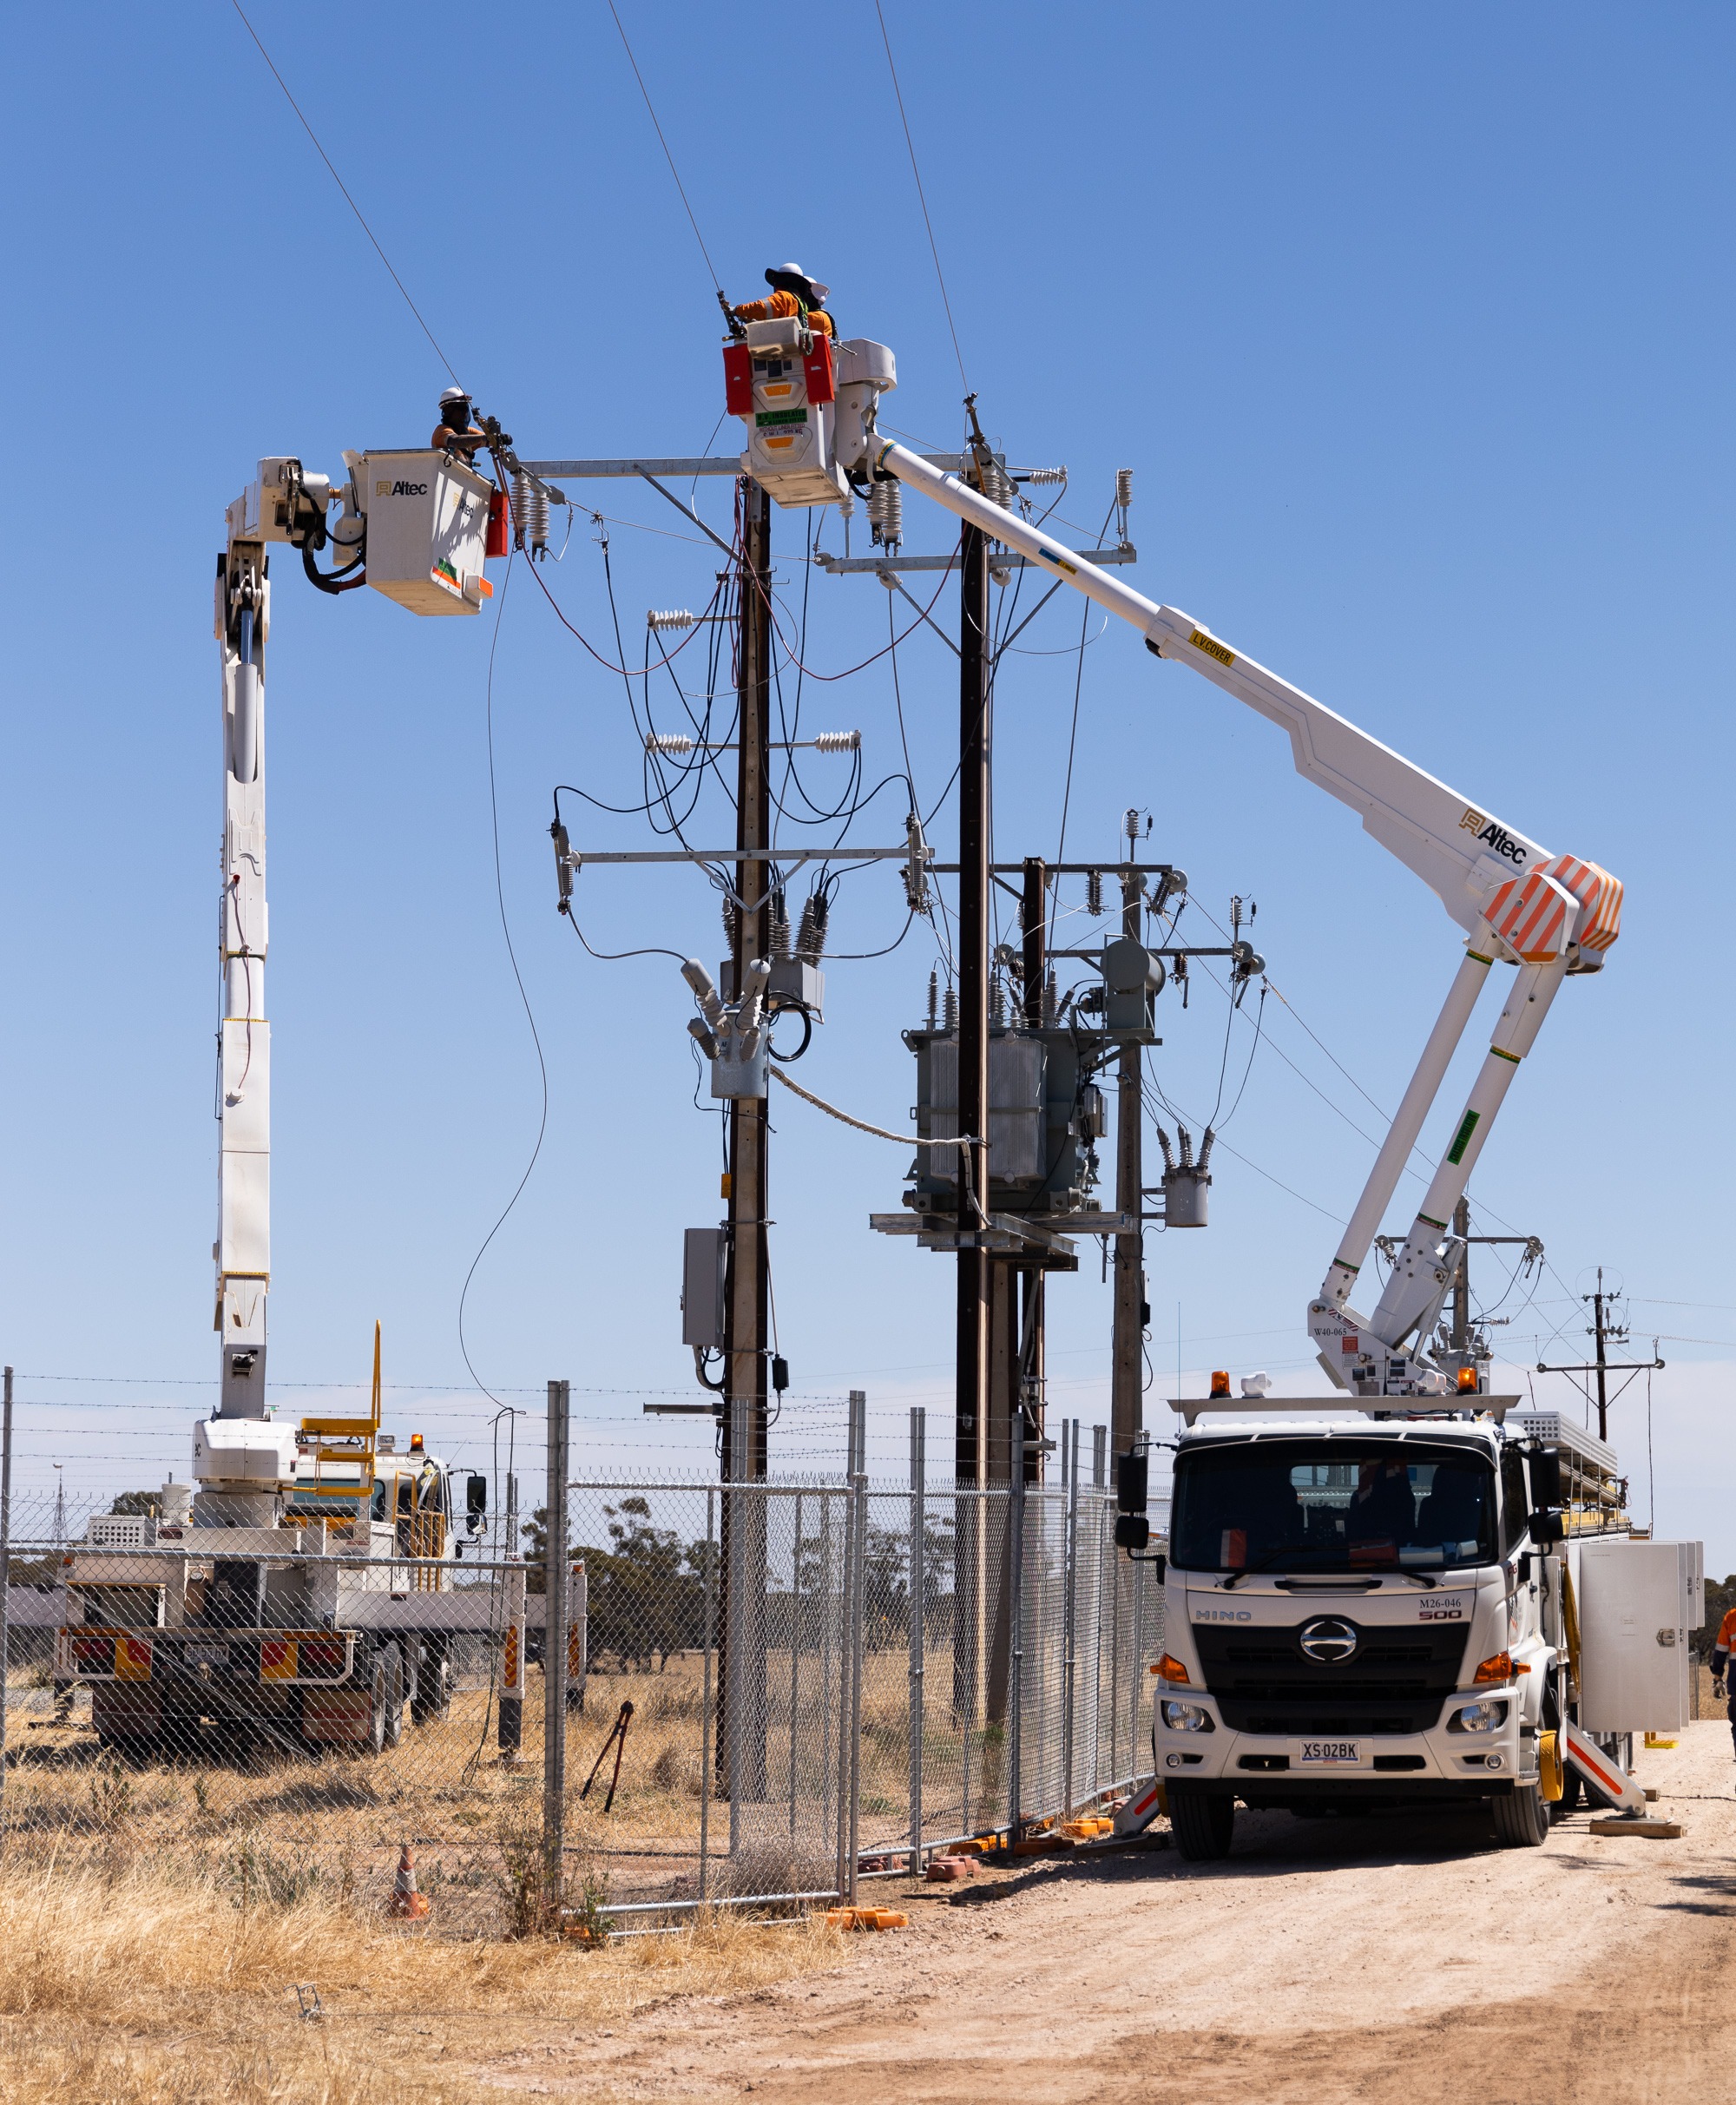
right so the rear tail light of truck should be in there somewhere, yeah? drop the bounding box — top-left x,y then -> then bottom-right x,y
257,1635 -> 353,1685
71,1635 -> 115,1676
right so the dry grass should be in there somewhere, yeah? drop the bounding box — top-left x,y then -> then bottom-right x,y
0,1849 -> 849,2103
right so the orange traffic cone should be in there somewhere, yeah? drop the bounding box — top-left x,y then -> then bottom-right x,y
390,1842 -> 431,1919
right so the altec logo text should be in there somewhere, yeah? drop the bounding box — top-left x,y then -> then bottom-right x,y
375,479 -> 429,497
1458,808 -> 1528,865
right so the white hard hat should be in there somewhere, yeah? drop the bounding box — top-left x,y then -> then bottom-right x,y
766,263 -> 829,304
439,384 -> 470,405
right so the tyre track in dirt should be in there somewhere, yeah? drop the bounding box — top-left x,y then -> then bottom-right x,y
476,1722 -> 1736,2102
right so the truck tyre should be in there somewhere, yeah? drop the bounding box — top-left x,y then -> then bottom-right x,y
1492,1782 -> 1550,1846
1169,1789 -> 1236,1862
1555,1765 -> 1584,1816
411,1642 -> 452,1726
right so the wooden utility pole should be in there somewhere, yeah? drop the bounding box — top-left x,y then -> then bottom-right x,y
1588,1270 -> 1612,1445
953,516 -> 992,1724
1450,1196 -> 1471,1354
1110,865 -> 1146,1455
720,478 -> 772,1793
1019,858 -> 1049,1486
956,517 -> 992,1484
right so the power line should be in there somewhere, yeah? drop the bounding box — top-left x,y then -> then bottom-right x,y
873,0 -> 969,391
604,0 -> 723,294
228,2 -> 459,382
457,558 -> 549,1411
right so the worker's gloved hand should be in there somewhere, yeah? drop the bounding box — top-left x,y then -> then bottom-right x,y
1713,1681 -> 1726,1700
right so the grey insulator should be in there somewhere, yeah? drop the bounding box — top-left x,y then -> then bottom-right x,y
1154,1126 -> 1177,1175
1044,969 -> 1057,1027
511,470 -> 550,559
722,895 -> 739,951
795,891 -> 830,965
926,969 -> 938,1029
1087,869 -> 1104,918
943,983 -> 958,1032
868,477 -> 903,549
990,975 -> 1007,1029
769,891 -> 792,960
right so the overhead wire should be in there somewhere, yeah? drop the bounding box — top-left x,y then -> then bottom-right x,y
873,0 -> 969,391
456,549 -> 548,1412
228,2 -> 460,382
603,0 -> 725,294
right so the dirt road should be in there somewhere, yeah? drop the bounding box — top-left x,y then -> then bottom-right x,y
478,1720 -> 1736,2104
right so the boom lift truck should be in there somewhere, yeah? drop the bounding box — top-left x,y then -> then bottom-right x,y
56,440 -> 522,1757
715,307 -> 1701,1852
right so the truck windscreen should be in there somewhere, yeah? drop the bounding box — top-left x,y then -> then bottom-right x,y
1170,1440 -> 1496,1574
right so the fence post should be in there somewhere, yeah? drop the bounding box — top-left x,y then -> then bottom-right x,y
542,1378 -> 570,1915
790,1489 -> 802,1856
1008,1450 -> 1026,1838
847,1390 -> 867,1903
499,1470 -> 524,1758
1055,1423 -> 1069,1819
908,1405 -> 925,1876
727,1396 -> 747,1859
0,1365 -> 11,1841
833,1490 -> 853,1899
699,1487 -> 715,1900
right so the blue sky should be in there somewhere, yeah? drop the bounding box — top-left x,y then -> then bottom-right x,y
2,5 -> 1731,1559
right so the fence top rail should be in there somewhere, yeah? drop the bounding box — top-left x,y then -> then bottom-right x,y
9,1550 -> 533,1575
567,1477 -> 1133,1501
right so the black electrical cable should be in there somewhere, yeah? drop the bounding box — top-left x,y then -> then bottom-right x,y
560,904 -> 687,967
456,554 -> 549,1414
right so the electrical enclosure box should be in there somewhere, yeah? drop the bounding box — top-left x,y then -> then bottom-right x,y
358,450 -> 491,615
1574,1536 -> 1704,1733
681,1228 -> 727,1350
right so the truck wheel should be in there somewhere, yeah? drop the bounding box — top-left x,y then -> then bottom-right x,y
1169,1789 -> 1236,1862
1492,1783 -> 1550,1846
1556,1765 -> 1584,1816
411,1645 -> 452,1726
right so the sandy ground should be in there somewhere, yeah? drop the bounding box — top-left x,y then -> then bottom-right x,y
464,1719 -> 1736,2104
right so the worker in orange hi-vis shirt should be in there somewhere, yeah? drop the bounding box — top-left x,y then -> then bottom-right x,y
1710,1603 -> 1736,1753
732,264 -> 835,339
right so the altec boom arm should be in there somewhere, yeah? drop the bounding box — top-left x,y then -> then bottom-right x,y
869,438 -> 1622,1392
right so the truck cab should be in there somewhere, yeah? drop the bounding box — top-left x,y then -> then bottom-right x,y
1139,1405 -> 1636,1858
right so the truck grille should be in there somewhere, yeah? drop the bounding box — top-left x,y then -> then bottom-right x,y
1194,1619 -> 1470,1737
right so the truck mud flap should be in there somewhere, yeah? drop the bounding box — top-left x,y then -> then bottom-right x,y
301,1688 -> 373,1744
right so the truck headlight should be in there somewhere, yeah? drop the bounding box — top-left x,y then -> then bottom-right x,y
1446,1698 -> 1509,1733
1161,1700 -> 1214,1733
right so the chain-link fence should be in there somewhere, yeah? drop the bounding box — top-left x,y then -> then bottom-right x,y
0,1414 -> 1166,1934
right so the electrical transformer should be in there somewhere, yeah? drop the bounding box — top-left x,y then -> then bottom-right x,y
903,1021 -> 1104,1230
